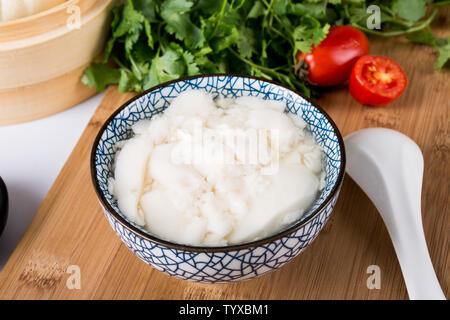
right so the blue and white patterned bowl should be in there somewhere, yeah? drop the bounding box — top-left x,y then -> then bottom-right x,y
91,74 -> 345,283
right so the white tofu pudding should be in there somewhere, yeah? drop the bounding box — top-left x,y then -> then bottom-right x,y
109,90 -> 325,246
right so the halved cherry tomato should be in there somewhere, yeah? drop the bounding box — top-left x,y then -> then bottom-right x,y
349,55 -> 408,106
295,25 -> 370,86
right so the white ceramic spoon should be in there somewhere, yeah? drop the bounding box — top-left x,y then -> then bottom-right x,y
344,128 -> 445,300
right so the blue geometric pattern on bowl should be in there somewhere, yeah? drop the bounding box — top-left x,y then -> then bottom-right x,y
92,75 -> 345,283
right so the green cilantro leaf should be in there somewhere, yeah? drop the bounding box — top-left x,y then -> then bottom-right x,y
407,30 -> 450,70
144,48 -> 185,89
195,0 -> 223,15
82,63 -> 121,92
160,0 -> 204,49
133,0 -> 157,20
211,24 -> 239,52
237,27 -> 255,59
435,40 -> 450,70
293,23 -> 330,54
113,1 -> 144,39
182,51 -> 200,75
392,0 -> 427,22
248,1 -> 266,19
406,29 -> 436,46
118,69 -> 142,92
273,0 -> 288,16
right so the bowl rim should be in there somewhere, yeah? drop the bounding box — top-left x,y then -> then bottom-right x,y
90,73 -> 346,253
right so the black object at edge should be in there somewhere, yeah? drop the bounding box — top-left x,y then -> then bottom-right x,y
0,176 -> 8,237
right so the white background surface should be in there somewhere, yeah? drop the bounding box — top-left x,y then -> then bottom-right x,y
0,93 -> 104,269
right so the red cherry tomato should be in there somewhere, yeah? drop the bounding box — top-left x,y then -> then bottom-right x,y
295,25 -> 370,86
349,55 -> 408,106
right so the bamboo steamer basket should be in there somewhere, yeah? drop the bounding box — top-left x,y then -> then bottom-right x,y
0,0 -> 114,125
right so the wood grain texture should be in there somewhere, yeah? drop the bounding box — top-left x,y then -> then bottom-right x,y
0,22 -> 448,299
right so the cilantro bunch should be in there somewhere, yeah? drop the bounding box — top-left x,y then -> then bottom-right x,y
82,0 -> 448,97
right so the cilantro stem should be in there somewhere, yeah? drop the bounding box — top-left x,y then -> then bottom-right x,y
156,22 -> 164,53
435,1 -> 450,7
112,55 -> 130,72
270,14 -> 294,47
378,5 -> 394,16
382,18 -> 414,28
127,0 -> 134,10
352,8 -> 439,37
344,4 -> 350,18
230,0 -> 246,10
229,48 -> 297,88
229,48 -> 273,73
208,0 -> 228,41
268,25 -> 292,45
266,0 -> 274,28
351,13 -> 369,25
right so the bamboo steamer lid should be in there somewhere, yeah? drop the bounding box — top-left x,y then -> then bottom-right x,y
0,0 -> 114,125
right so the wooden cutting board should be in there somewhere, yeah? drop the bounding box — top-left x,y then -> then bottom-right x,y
0,29 -> 449,299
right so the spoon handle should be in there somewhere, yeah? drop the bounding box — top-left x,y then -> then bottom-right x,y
386,214 -> 445,300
